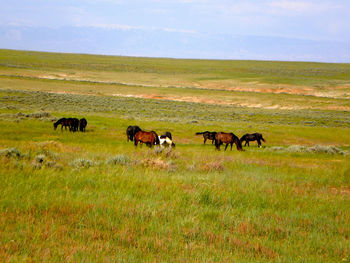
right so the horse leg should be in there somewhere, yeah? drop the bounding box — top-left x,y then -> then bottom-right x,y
224,143 -> 229,151
215,140 -> 220,151
230,142 -> 233,151
134,139 -> 138,147
204,138 -> 207,144
257,139 -> 261,148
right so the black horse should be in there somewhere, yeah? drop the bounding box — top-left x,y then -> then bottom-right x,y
126,125 -> 142,141
53,118 -> 69,131
240,133 -> 265,148
79,118 -> 87,132
68,118 -> 79,132
162,131 -> 172,140
196,131 -> 217,144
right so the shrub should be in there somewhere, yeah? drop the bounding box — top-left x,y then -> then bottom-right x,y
202,162 -> 225,172
106,154 -> 130,165
153,147 -> 163,155
46,161 -> 64,170
72,158 -> 95,168
0,148 -> 22,159
307,145 -> 343,155
266,145 -> 344,155
35,154 -> 46,163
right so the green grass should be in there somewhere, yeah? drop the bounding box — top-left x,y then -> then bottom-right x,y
0,50 -> 349,262
1,49 -> 350,87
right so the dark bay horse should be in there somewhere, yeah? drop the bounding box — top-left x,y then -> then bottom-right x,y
134,131 -> 160,148
127,125 -> 142,142
196,131 -> 217,144
79,118 -> 87,132
240,133 -> 265,148
68,118 -> 79,132
215,132 -> 243,151
54,118 -> 70,131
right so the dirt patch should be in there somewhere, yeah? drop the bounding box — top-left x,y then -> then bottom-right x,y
198,81 -> 350,99
112,93 -> 305,110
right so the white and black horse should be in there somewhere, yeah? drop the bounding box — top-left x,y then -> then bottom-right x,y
158,135 -> 175,148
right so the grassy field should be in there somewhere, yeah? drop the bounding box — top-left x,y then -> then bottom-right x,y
0,49 -> 349,262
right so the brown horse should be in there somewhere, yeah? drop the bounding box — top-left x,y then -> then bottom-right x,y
215,132 -> 243,151
134,131 -> 160,148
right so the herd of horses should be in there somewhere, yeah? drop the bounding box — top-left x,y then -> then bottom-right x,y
126,126 -> 175,148
195,131 -> 265,151
53,117 -> 87,132
127,126 -> 265,151
53,120 -> 264,151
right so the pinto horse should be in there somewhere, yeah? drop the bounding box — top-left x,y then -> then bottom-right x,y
53,118 -> 70,131
215,132 -> 243,151
134,131 -> 160,148
127,125 -> 142,142
240,133 -> 265,148
196,131 -> 217,144
161,131 -> 172,140
159,135 -> 175,148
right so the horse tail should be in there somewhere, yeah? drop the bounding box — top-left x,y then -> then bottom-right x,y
151,131 -> 160,145
195,132 -> 205,135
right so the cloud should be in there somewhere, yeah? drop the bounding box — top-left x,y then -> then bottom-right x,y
3,29 -> 22,41
86,23 -> 197,34
268,1 -> 340,14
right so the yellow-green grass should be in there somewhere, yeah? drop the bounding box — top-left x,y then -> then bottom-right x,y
0,115 -> 349,262
1,49 -> 350,100
0,50 -> 349,262
1,49 -> 350,86
1,76 -> 350,113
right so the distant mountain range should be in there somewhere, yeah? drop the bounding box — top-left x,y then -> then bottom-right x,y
1,25 -> 349,63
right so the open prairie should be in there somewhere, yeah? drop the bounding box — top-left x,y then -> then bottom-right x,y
0,49 -> 349,262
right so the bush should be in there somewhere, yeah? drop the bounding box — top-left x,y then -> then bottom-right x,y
35,154 -> 46,163
266,145 -> 344,155
106,154 -> 130,165
72,158 -> 95,168
0,148 -> 22,159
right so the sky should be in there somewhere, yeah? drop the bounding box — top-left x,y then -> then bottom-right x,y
0,0 -> 350,62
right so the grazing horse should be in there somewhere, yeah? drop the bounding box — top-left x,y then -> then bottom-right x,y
240,133 -> 265,148
68,118 -> 79,132
196,131 -> 217,144
126,125 -> 142,141
134,131 -> 160,148
158,135 -> 175,148
161,131 -> 172,140
215,132 -> 243,151
53,118 -> 70,131
79,118 -> 87,132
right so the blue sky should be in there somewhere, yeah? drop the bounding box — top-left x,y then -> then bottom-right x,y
1,0 -> 350,62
